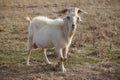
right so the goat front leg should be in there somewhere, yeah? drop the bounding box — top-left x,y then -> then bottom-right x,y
63,47 -> 68,61
43,49 -> 51,65
56,48 -> 66,72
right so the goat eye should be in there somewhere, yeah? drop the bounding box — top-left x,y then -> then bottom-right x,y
77,17 -> 79,21
67,16 -> 70,19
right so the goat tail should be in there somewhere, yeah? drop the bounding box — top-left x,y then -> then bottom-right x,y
25,16 -> 31,23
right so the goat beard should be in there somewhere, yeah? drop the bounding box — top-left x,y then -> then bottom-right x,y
62,25 -> 75,41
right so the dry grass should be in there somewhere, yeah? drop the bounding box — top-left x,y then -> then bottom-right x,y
0,0 -> 120,80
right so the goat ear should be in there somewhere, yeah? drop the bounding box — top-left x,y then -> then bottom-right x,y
78,9 -> 82,13
78,9 -> 88,14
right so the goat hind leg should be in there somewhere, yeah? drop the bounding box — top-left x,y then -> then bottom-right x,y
26,49 -> 32,66
26,38 -> 32,66
43,49 -> 51,65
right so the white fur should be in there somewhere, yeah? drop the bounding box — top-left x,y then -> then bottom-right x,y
26,7 -> 82,72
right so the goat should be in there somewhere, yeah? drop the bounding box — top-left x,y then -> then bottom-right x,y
26,7 -> 86,72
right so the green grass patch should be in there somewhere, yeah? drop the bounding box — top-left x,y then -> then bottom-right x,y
65,47 -> 120,67
0,47 -> 119,67
106,48 -> 120,63
0,50 -> 26,64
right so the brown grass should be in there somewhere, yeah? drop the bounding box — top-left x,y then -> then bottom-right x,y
0,0 -> 120,80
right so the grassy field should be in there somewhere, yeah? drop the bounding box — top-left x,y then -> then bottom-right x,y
0,0 -> 120,80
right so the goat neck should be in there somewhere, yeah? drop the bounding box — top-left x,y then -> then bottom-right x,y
62,18 -> 75,42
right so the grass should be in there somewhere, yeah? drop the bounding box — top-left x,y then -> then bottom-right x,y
0,0 -> 120,79
66,47 -> 120,66
0,50 -> 25,64
1,47 -> 119,80
0,47 -> 119,66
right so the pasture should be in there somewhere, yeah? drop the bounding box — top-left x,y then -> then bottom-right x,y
0,0 -> 120,80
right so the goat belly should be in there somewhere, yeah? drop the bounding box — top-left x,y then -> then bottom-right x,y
33,43 -> 38,49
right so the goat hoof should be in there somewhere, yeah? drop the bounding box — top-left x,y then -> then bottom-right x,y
46,62 -> 52,65
56,65 -> 66,72
62,68 -> 66,72
26,63 -> 30,66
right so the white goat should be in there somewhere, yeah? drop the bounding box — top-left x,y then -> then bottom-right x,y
26,7 -> 86,72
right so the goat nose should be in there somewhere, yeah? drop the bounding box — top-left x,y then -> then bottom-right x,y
72,24 -> 75,29
72,24 -> 75,27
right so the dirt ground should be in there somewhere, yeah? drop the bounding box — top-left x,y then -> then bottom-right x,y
0,0 -> 120,80
0,62 -> 119,80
